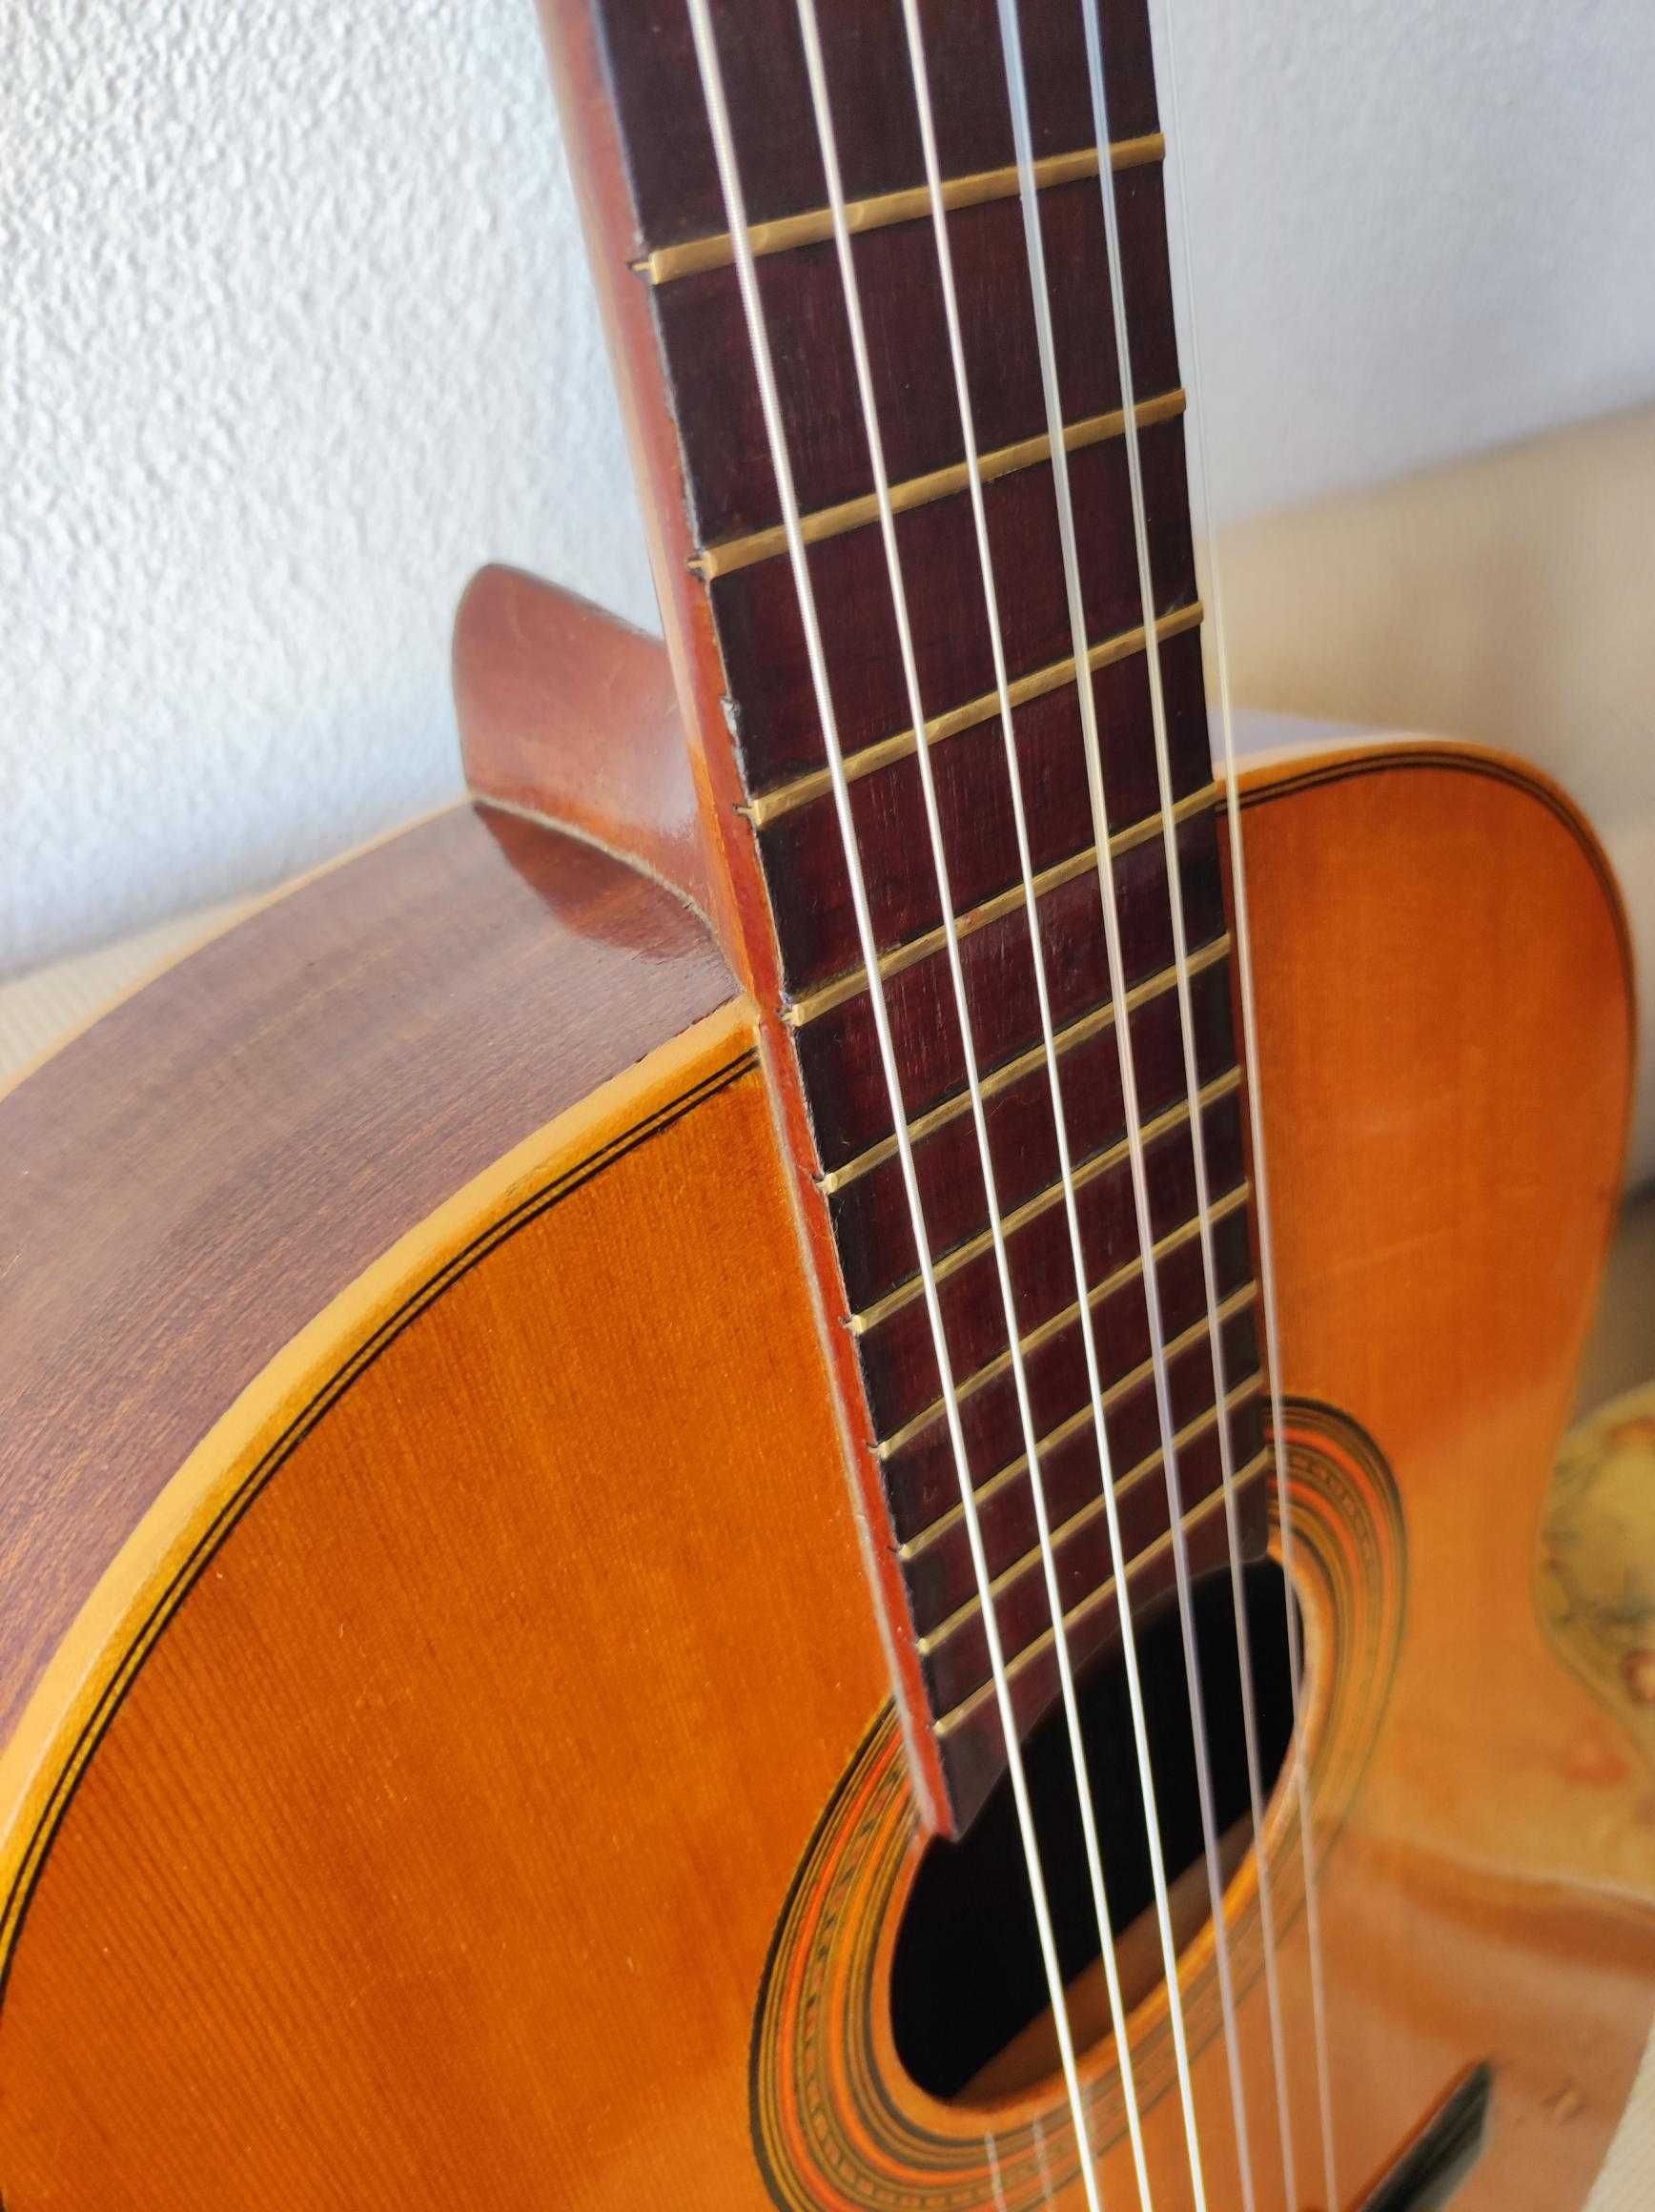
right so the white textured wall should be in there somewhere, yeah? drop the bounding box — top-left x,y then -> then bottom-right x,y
1171,0 -> 1655,522
5,0 -> 1655,973
3,0 -> 651,974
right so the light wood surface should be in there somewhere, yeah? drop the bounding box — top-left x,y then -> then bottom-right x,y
0,987 -> 880,2208
0,740 -> 1647,2207
0,805 -> 732,1762
1218,402 -> 1655,1191
1242,743 -> 1653,2209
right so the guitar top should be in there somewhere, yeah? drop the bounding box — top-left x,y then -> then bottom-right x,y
0,4 -> 1649,2208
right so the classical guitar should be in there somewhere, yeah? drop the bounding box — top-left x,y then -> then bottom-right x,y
1,3 -> 1648,2207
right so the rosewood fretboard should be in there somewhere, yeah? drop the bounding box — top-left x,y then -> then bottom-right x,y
543,0 -> 1269,1833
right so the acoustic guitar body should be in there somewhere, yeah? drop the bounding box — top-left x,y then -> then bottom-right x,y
0,584 -> 1646,2211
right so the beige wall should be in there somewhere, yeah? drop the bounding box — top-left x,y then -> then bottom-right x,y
1220,407 -> 1655,1186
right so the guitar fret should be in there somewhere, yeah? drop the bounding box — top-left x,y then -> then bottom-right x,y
902,1362 -> 1261,1573
877,1175 -> 1253,1460
907,1362 -> 1257,1574
636,133 -> 1165,285
785,778 -> 1217,1029
849,1067 -> 1244,1336
915,1346 -> 1262,1652
819,933 -> 1231,1195
696,389 -> 1186,582
578,0 -> 1229,1831
749,601 -> 1203,830
933,1444 -> 1274,1736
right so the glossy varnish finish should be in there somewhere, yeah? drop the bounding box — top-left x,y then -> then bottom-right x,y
448,572 -> 1271,1807
0,0 -> 1645,2200
1237,747 -> 1654,2211
0,742 -> 1647,2209
454,563 -> 713,917
548,0 -> 1255,1827
0,805 -> 732,1757
0,993 -> 881,2209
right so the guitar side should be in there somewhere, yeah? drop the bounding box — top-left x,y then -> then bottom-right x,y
1244,740 -> 1653,2211
0,592 -> 1646,2208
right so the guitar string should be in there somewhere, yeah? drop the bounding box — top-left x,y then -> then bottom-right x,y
1148,0 -> 1341,2198
680,4 -> 1104,2204
793,1 -> 1154,2201
1075,1 -> 1292,2202
994,0 -> 1232,2202
1032,2116 -> 1056,2202
900,0 -> 1261,2199
987,2134 -> 1011,2212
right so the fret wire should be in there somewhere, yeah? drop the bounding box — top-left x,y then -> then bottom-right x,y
850,1066 -> 1243,1336
683,0 -> 983,1849
902,1357 -> 1260,1569
748,600 -> 1202,830
821,932 -> 1231,1194
995,10 -> 1217,2194
907,1291 -> 1257,1619
879,1176 -> 1253,1462
636,133 -> 1164,285
684,31 -> 1129,2171
1150,0 -> 1339,2184
787,778 -> 1217,1030
784,4 -> 1117,2196
1076,18 -> 1269,2202
932,1443 -> 1274,1737
695,388 -> 1185,581
916,1342 -> 1262,1652
653,25 -> 1303,2163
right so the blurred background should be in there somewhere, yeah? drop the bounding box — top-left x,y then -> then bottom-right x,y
3,0 -> 1653,1174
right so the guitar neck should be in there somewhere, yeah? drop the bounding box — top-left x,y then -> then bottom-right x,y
541,0 -> 1268,1834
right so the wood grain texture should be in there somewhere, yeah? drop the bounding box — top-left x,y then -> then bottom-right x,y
854,1094 -> 1249,1433
443,545 -> 1259,1814
0,740 -> 1648,2211
824,954 -> 1236,1297
454,563 -> 713,920
1236,739 -> 1652,2212
657,168 -> 1180,546
541,0 -> 1251,1830
0,806 -> 733,1755
711,419 -> 1196,790
600,0 -> 1159,255
0,1007 -> 879,2212
791,813 -> 1227,1171
537,0 -> 954,1827
755,625 -> 1213,978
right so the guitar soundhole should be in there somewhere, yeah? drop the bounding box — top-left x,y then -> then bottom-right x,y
890,1561 -> 1299,2101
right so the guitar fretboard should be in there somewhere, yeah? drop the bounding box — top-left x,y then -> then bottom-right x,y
554,0 -> 1269,1833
